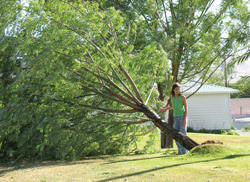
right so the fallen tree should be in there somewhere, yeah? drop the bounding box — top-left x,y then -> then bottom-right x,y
1,0 -> 203,160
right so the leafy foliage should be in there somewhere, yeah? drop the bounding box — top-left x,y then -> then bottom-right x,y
187,127 -> 239,136
98,0 -> 250,96
0,0 -> 169,160
231,76 -> 250,98
242,124 -> 250,132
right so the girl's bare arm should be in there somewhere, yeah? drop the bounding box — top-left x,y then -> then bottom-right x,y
181,95 -> 188,125
160,97 -> 173,112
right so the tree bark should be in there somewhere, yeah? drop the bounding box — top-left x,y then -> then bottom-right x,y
157,82 -> 165,101
141,104 -> 199,151
167,109 -> 174,147
161,98 -> 174,148
161,130 -> 173,148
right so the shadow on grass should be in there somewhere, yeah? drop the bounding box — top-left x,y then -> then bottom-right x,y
97,154 -> 250,182
102,155 -> 173,165
0,161 -> 56,177
1,153 -> 249,179
0,154 -> 169,177
0,159 -> 93,177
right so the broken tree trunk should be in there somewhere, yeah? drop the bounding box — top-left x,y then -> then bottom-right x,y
141,104 -> 199,151
80,62 -> 199,151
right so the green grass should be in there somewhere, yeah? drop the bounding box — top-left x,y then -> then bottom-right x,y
1,133 -> 250,182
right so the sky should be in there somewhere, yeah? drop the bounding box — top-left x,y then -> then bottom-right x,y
230,59 -> 250,83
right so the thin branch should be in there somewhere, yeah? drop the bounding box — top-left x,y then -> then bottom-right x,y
45,14 -> 109,61
145,83 -> 155,105
74,94 -> 97,98
126,21 -> 131,43
191,0 -> 233,47
53,98 -> 139,113
180,27 -> 240,82
74,67 -> 141,105
118,64 -> 143,103
184,33 -> 238,96
186,55 -> 230,99
85,50 -> 104,84
99,32 -> 117,58
75,71 -> 141,110
96,112 -> 151,121
105,13 -> 122,61
106,75 -> 140,104
78,82 -> 142,110
161,0 -> 170,33
110,65 -> 143,105
145,65 -> 163,104
96,119 -> 150,125
61,0 -> 86,17
180,55 -> 216,81
104,109 -> 139,113
104,86 -> 142,110
195,0 -> 213,27
169,0 -> 176,27
78,58 -> 120,83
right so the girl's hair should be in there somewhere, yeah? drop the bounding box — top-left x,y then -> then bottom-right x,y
171,82 -> 181,96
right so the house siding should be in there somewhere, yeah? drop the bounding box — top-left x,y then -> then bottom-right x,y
184,93 -> 232,130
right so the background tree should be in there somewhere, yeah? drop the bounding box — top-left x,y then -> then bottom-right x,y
97,0 -> 249,90
96,0 -> 250,147
0,0 -> 25,159
0,0 -> 22,106
231,76 -> 250,98
206,57 -> 236,87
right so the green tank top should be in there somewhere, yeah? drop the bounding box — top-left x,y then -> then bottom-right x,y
172,95 -> 185,117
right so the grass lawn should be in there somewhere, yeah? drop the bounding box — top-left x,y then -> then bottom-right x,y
1,133 -> 250,182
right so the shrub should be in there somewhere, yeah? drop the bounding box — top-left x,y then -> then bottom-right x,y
187,126 -> 195,132
221,130 -> 227,135
231,124 -> 237,130
187,127 -> 239,135
211,129 -> 223,134
227,130 -> 234,135
242,123 -> 250,132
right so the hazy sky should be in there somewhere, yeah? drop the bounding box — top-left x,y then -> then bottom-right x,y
230,60 -> 250,83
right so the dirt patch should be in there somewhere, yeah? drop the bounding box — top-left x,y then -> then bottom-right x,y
201,140 -> 223,145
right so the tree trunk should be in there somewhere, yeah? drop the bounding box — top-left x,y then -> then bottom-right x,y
167,109 -> 174,147
141,104 -> 198,151
157,82 -> 165,101
161,99 -> 174,148
161,130 -> 173,148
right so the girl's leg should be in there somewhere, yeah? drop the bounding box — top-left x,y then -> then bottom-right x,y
174,116 -> 189,154
180,121 -> 189,154
174,117 -> 182,154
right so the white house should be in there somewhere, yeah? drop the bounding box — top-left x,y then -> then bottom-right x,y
181,82 -> 239,130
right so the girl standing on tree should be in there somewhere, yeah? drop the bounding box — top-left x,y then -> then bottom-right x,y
160,83 -> 189,155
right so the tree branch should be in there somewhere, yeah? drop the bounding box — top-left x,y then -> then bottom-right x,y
78,82 -> 142,110
118,64 -> 143,103
110,65 -> 143,105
